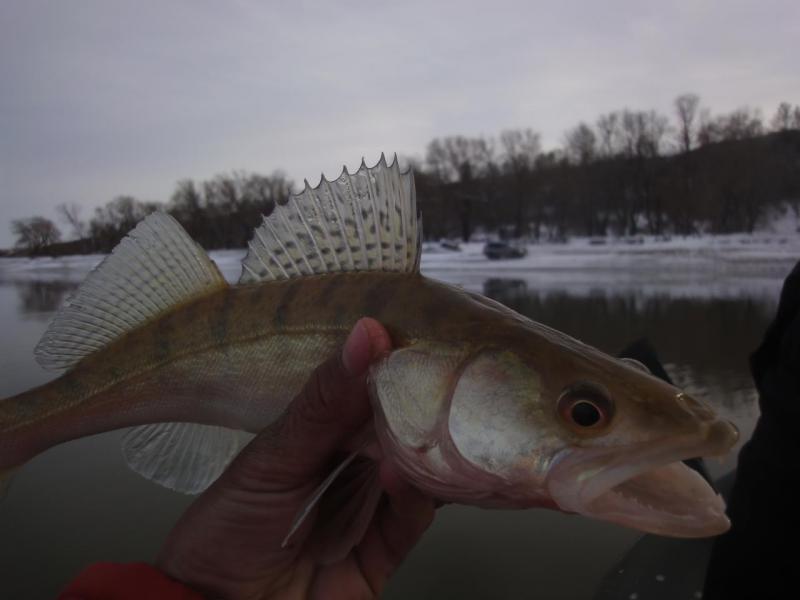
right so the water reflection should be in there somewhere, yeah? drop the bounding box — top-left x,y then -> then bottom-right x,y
481,277 -> 768,472
482,277 -> 772,383
13,280 -> 77,317
0,270 -> 779,599
483,277 -> 530,301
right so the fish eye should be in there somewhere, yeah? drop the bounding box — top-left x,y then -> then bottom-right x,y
558,384 -> 613,429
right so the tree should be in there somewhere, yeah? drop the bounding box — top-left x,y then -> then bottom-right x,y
170,179 -> 203,217
771,102 -> 793,131
89,196 -> 160,250
724,108 -> 764,140
563,122 -> 604,236
564,123 -> 597,165
672,95 -> 701,234
56,203 -> 87,239
674,94 -> 700,153
12,217 -> 62,254
500,129 -> 540,173
425,136 -> 497,240
500,128 -> 541,237
770,102 -> 800,131
170,179 -> 208,244
596,112 -> 622,157
620,110 -> 669,158
425,136 -> 496,183
700,107 -> 764,144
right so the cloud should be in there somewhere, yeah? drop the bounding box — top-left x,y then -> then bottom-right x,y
1,0 -> 798,247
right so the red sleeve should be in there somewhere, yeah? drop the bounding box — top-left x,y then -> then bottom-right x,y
58,562 -> 205,600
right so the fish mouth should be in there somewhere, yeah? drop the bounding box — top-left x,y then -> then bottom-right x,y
546,419 -> 739,538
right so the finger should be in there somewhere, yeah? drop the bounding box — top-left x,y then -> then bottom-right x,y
223,317 -> 391,491
354,461 -> 436,594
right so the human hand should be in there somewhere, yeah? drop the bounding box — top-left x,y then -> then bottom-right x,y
157,318 -> 435,599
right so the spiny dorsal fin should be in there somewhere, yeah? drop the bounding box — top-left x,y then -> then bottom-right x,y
239,154 -> 420,284
35,212 -> 227,370
121,422 -> 254,494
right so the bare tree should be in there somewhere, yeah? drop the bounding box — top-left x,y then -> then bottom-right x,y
672,96 -> 701,235
620,110 -> 669,158
12,217 -> 62,254
500,129 -> 540,173
564,122 -> 597,165
425,136 -> 496,183
170,179 -> 203,215
771,102 -> 794,131
90,196 -> 160,249
724,108 -> 764,139
424,138 -> 452,182
500,128 -> 541,236
596,112 -> 622,157
697,108 -> 716,146
56,203 -> 87,239
242,171 -> 292,209
701,107 -> 764,144
425,136 -> 498,240
397,154 -> 423,173
674,93 -> 700,153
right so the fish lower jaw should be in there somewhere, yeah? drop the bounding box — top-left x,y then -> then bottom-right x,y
546,437 -> 735,538
579,462 -> 729,537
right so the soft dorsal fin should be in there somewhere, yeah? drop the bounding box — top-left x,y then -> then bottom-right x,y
239,154 -> 421,284
35,212 -> 227,370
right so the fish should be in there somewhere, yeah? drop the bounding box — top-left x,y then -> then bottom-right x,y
0,155 -> 737,550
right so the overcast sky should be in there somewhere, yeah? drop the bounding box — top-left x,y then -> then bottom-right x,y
1,0 -> 798,248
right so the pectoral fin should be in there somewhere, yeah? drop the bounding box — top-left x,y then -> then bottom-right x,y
283,451 -> 382,564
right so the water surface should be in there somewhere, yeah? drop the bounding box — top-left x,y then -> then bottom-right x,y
0,263 -> 782,599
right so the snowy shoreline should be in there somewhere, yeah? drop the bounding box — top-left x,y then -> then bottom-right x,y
1,233 -> 797,301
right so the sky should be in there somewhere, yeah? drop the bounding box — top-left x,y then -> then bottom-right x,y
1,0 -> 798,248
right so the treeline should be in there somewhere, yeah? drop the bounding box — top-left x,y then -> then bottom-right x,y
91,171 -> 292,250
12,171 -> 293,255
415,98 -> 800,240
9,96 -> 800,255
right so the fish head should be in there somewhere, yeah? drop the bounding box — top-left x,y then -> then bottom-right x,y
370,333 -> 738,538
531,337 -> 739,538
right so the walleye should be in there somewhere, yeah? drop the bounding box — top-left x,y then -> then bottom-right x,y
0,156 -> 737,546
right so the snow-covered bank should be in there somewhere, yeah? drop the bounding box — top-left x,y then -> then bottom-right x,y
1,233 -> 796,302
422,234 -> 799,277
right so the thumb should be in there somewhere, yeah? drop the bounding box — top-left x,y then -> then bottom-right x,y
225,317 -> 392,490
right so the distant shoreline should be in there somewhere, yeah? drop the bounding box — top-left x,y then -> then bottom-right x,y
2,233 -> 797,276
2,234 -> 796,305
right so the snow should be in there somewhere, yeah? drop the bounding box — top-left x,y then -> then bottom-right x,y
0,233 -> 796,301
